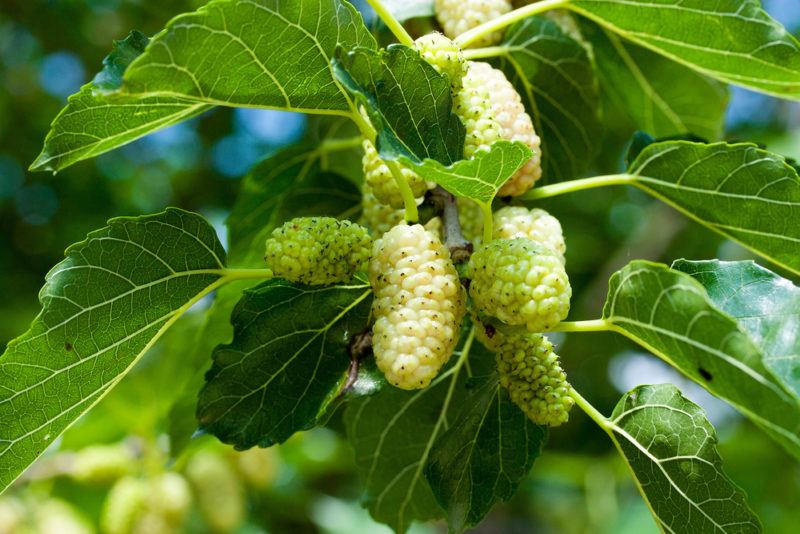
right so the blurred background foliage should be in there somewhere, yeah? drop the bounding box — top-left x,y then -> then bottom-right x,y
0,1 -> 799,533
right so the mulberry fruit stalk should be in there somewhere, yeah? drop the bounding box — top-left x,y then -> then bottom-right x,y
264,217 -> 372,285
435,0 -> 513,47
362,139 -> 430,208
493,206 -> 566,263
369,224 -> 466,389
467,62 -> 542,196
496,332 -> 574,426
414,32 -> 467,91
467,238 -> 571,331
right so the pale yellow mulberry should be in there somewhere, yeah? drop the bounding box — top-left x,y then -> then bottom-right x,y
467,62 -> 542,196
369,224 -> 466,389
362,140 -> 430,208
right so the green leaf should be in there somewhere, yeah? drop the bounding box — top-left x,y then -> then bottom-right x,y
425,377 -> 546,533
30,31 -> 211,173
568,0 -> 800,99
334,44 -> 465,165
345,334 -> 479,533
581,21 -> 727,140
197,278 -> 372,449
674,260 -> 800,399
401,141 -> 531,204
226,143 -> 362,267
0,209 -> 227,493
494,16 -> 601,183
627,141 -> 800,276
121,0 -> 376,112
608,384 -> 761,534
602,261 -> 800,458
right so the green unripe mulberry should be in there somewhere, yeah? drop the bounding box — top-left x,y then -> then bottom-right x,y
467,238 -> 571,332
264,217 -> 372,285
414,32 -> 467,90
70,443 -> 133,485
493,206 -> 566,264
496,332 -> 574,426
362,140 -> 430,208
101,476 -> 148,534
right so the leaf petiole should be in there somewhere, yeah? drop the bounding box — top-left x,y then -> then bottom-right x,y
462,46 -> 507,60
365,0 -> 414,46
550,319 -> 611,333
454,0 -> 571,48
569,388 -> 613,432
522,174 -> 635,201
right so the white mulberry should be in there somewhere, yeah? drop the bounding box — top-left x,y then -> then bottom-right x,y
414,32 -> 467,90
496,332 -> 574,427
264,217 -> 372,285
493,206 -> 565,263
362,139 -> 430,208
435,0 -> 513,47
467,62 -> 542,196
455,62 -> 505,158
369,224 -> 466,389
467,238 -> 571,331
458,198 -> 484,244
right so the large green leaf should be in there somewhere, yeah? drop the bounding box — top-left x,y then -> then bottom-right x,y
674,260 -> 800,399
197,278 -> 372,449
226,143 -> 362,267
121,0 -> 375,112
494,16 -> 601,183
602,261 -> 800,457
627,141 -> 800,276
568,0 -> 800,99
425,376 -> 546,533
401,141 -> 531,204
0,209 -> 227,493
30,31 -> 211,173
608,384 -> 761,533
581,21 -> 727,140
334,44 -> 465,165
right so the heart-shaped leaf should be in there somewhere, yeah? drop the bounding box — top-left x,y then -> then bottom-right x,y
608,384 -> 761,533
0,209 -> 227,492
197,278 -> 372,449
627,141 -> 800,276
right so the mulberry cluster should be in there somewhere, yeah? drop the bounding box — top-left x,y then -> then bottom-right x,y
467,62 -> 542,196
264,217 -> 372,285
496,332 -> 574,426
467,238 -> 571,332
362,140 -> 430,208
369,224 -> 466,389
455,62 -> 505,158
435,0 -> 513,47
414,32 -> 467,90
493,206 -> 565,263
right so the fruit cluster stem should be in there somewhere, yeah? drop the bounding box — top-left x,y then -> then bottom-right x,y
366,0 -> 414,46
429,186 -> 473,263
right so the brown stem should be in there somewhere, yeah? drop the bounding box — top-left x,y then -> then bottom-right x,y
339,329 -> 374,397
428,186 -> 473,263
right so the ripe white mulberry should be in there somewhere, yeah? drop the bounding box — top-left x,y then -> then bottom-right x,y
362,140 -> 430,208
467,62 -> 542,196
455,63 -> 505,158
264,217 -> 372,285
369,224 -> 466,389
493,206 -> 565,263
496,332 -> 574,427
435,0 -> 513,47
414,32 -> 467,90
467,238 -> 571,332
